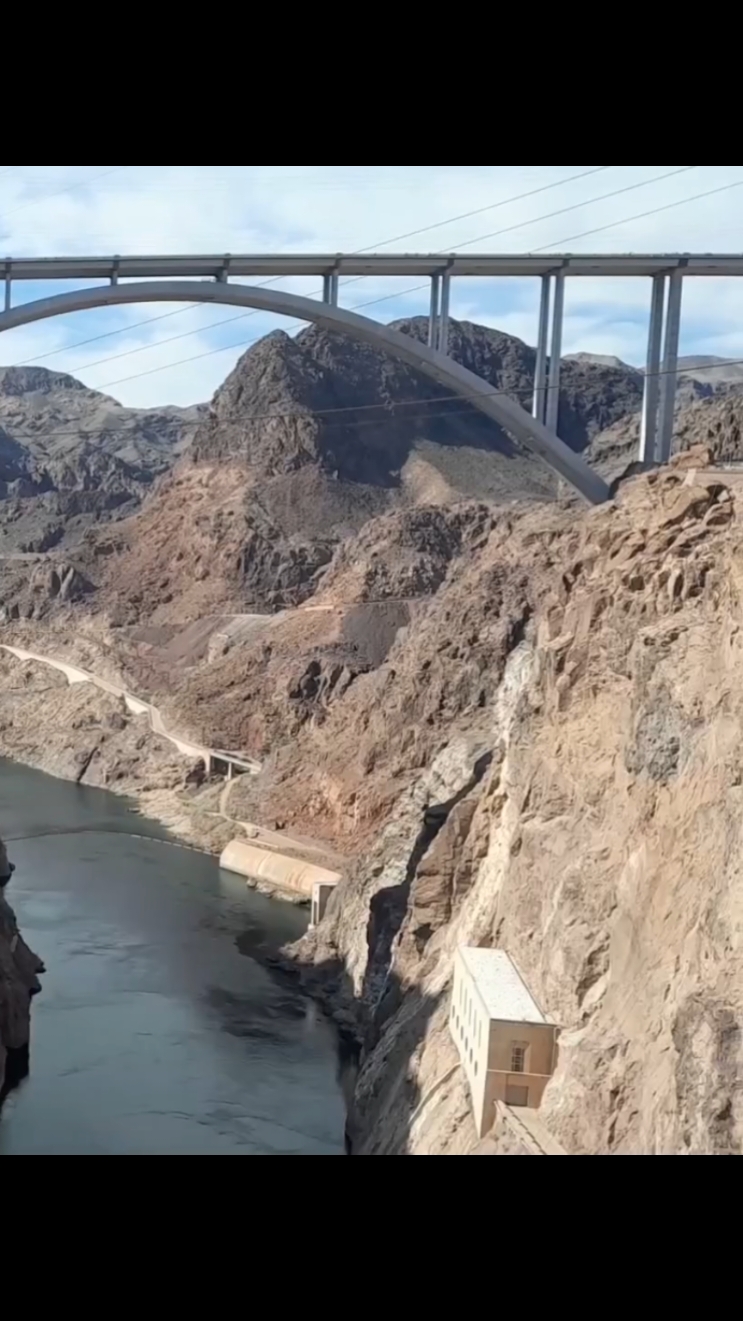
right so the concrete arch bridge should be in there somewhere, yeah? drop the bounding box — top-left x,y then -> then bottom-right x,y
0,262 -> 612,503
2,251 -> 736,504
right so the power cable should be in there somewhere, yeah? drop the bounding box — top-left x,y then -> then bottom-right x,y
75,167 -> 701,388
326,171 -> 740,320
345,166 -> 612,250
435,165 -> 697,252
532,177 -> 743,251
6,349 -> 743,449
3,171 -> 737,407
14,305 -> 208,366
11,166 -> 614,371
0,166 -> 126,229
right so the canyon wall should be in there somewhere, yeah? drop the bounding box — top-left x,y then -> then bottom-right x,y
0,880 -> 44,1100
293,452 -> 743,1155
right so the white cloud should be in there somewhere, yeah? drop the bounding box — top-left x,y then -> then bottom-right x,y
1,165 -> 742,406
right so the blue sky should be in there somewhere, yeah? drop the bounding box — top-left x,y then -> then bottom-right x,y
1,165 -> 742,408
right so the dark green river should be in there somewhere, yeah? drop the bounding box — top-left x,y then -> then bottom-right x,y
0,760 -> 345,1155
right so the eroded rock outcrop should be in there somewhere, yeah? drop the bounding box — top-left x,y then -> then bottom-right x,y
290,449 -> 743,1155
92,318 -> 650,625
3,426 -> 743,1156
0,848 -> 44,1098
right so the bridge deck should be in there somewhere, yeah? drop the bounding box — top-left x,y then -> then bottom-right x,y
4,253 -> 743,282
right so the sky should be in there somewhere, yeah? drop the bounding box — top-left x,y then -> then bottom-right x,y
1,164 -> 742,409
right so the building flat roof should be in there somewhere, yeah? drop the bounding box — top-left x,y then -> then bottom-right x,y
460,948 -> 548,1026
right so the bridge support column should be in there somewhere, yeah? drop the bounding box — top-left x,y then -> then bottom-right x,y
439,272 -> 452,355
545,271 -> 565,435
533,275 -> 551,425
640,274 -> 667,466
428,274 -> 441,349
323,273 -> 339,306
657,268 -> 685,463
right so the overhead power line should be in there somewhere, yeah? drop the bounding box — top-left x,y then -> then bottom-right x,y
352,166 -> 612,250
327,172 -> 740,320
11,166 -> 614,373
3,168 -> 735,408
86,163 -> 698,385
0,166 -> 126,230
533,177 -> 743,250
440,165 -> 697,251
7,348 -> 743,450
14,305 -> 207,365
89,166 -> 709,392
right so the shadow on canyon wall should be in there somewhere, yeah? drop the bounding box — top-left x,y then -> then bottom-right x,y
276,763 -> 496,1154
0,1042 -> 30,1117
297,951 -> 443,1157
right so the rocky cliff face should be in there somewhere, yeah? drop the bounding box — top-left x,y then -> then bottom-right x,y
5,325 -> 743,628
285,449 -> 743,1156
0,877 -> 44,1102
90,318 -> 647,624
590,393 -> 743,485
0,366 -> 201,559
7,323 -> 743,1157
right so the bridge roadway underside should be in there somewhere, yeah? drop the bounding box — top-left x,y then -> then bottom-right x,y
0,280 -> 609,506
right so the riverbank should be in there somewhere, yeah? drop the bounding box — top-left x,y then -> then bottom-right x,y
0,761 -> 345,1154
0,646 -> 345,901
0,644 -> 241,853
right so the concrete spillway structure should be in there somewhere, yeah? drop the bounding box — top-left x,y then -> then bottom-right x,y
219,839 -> 341,903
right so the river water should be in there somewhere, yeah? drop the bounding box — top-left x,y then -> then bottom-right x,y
0,760 -> 345,1156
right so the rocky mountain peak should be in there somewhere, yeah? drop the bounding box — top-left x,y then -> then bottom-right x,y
0,365 -> 99,399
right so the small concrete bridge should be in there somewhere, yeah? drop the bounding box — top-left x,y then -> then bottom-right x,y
0,645 -> 260,779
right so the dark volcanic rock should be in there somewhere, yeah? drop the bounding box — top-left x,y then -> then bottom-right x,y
194,317 -> 644,480
95,318 -> 654,623
0,366 -> 201,557
0,884 -> 44,1097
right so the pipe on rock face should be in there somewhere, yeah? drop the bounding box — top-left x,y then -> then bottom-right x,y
219,840 -> 341,898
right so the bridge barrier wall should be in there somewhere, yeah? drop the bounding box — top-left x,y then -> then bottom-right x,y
219,839 -> 341,899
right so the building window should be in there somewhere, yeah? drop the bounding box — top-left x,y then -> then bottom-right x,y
511,1043 -> 529,1075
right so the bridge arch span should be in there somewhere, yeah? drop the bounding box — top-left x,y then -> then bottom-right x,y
0,281 -> 608,504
